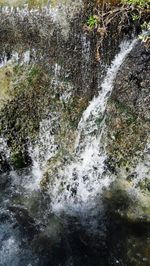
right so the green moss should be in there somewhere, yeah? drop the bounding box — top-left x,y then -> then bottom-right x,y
11,151 -> 26,169
87,15 -> 99,29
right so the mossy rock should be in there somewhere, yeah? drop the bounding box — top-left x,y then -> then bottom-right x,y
11,150 -> 31,169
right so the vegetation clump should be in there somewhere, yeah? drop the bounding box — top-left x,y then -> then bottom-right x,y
87,15 -> 99,29
85,0 -> 149,41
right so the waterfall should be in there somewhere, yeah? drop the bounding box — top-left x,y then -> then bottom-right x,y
77,40 -> 137,142
1,0 -> 149,264
81,34 -> 91,88
0,39 -> 137,207
47,39 -> 137,215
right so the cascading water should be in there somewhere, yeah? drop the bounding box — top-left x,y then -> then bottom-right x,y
48,39 -> 137,215
18,39 -> 137,216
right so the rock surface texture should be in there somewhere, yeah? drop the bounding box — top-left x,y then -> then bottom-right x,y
105,41 -> 150,225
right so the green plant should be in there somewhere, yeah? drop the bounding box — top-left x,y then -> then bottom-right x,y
87,15 -> 99,29
131,13 -> 140,20
141,21 -> 150,31
139,22 -> 150,45
139,32 -> 150,43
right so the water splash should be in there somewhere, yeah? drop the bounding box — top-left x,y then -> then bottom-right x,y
0,137 -> 11,171
0,137 -> 10,160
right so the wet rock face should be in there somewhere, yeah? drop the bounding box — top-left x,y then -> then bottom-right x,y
111,42 -> 150,120
106,41 -> 150,172
0,3 -> 94,169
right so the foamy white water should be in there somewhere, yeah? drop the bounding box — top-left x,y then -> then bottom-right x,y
0,219 -> 38,266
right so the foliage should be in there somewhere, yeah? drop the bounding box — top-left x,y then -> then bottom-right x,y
87,15 -> 99,29
139,22 -> 150,47
141,21 -> 150,30
121,0 -> 149,7
85,0 -> 149,47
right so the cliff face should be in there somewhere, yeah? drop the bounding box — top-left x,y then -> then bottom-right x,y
0,0 -> 146,170
106,41 -> 150,174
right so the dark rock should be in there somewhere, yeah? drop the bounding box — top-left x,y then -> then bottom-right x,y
0,172 -> 11,191
8,205 -> 40,241
111,42 -> 150,120
0,152 -> 11,173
